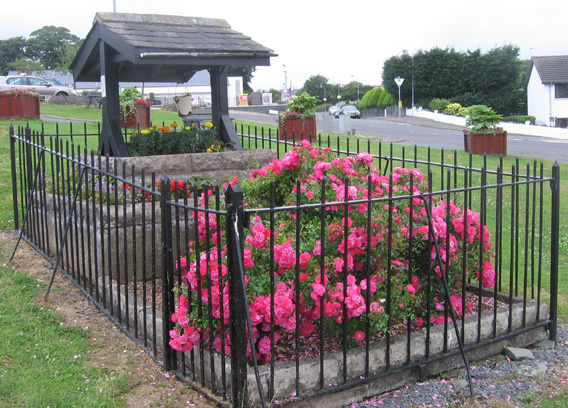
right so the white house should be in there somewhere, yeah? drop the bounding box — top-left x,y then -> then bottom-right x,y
526,55 -> 568,127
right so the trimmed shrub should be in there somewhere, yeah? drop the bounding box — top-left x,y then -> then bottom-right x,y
428,98 -> 450,112
502,115 -> 535,124
444,103 -> 468,116
378,91 -> 395,108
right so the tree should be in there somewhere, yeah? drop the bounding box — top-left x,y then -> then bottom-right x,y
382,45 -> 522,114
7,58 -> 44,73
54,41 -> 83,71
228,66 -> 256,93
26,26 -> 80,69
269,88 -> 282,104
301,74 -> 330,104
0,37 -> 27,75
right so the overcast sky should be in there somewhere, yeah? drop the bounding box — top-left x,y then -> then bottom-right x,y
2,0 -> 568,91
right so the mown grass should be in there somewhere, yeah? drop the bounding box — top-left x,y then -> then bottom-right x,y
0,264 -> 130,407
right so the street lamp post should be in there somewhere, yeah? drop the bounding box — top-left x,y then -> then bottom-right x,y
394,76 -> 404,117
351,75 -> 360,102
403,49 -> 415,116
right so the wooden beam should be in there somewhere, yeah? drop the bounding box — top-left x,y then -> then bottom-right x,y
99,41 -> 129,157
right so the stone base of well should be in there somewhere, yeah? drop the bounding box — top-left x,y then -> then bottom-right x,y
35,150 -> 277,283
113,149 -> 277,183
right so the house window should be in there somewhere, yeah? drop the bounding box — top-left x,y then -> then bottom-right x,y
555,84 -> 568,98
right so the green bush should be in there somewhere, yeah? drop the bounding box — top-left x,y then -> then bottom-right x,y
429,98 -> 450,112
378,91 -> 395,108
443,103 -> 469,116
465,105 -> 502,134
360,87 -> 383,109
502,115 -> 535,124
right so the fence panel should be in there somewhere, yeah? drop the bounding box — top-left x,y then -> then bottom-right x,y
9,123 -> 559,408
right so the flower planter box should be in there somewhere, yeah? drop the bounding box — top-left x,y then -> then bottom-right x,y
464,131 -> 507,156
121,105 -> 151,129
279,115 -> 317,142
0,94 -> 40,119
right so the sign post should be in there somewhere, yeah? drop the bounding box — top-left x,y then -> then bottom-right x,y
394,76 -> 404,118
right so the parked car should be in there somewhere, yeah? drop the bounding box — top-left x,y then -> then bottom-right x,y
328,105 -> 340,115
44,77 -> 65,86
0,75 -> 77,97
334,105 -> 361,119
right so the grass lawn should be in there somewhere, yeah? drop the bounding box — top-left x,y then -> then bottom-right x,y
0,102 -> 566,407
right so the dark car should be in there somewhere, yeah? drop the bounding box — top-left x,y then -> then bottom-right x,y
0,75 -> 77,97
334,105 -> 361,119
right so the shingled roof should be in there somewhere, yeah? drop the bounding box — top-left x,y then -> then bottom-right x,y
71,12 -> 276,83
530,56 -> 568,85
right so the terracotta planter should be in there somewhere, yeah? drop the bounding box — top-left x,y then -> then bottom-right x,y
464,131 -> 507,156
0,94 -> 40,119
121,105 -> 151,129
279,115 -> 317,142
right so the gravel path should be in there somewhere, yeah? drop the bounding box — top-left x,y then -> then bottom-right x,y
346,324 -> 568,407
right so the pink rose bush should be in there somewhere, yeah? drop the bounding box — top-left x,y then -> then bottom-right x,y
169,141 -> 496,364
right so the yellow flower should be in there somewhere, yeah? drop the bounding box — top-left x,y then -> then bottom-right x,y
140,129 -> 150,134
204,121 -> 213,129
185,126 -> 192,130
130,133 -> 137,137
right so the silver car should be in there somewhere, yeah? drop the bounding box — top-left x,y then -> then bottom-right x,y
0,75 -> 77,97
334,105 -> 361,119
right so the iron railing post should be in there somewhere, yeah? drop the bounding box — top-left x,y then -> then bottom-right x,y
160,177 -> 176,370
549,162 -> 560,342
225,183 -> 248,407
9,124 -> 19,230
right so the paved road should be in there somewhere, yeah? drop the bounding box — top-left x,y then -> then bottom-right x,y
230,111 -> 568,164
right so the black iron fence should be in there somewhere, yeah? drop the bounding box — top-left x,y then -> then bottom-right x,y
9,122 -> 560,408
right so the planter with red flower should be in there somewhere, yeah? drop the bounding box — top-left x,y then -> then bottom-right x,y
0,89 -> 40,119
278,92 -> 319,142
463,105 -> 507,156
119,86 -> 153,129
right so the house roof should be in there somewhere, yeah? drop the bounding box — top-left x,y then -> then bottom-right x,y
530,56 -> 568,85
71,12 -> 276,83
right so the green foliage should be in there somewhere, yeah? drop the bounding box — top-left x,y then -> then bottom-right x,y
465,105 -> 503,134
283,92 -> 319,116
228,66 -> 256,93
301,75 -> 333,104
382,45 -> 523,114
6,58 -> 44,73
119,87 -> 145,119
26,25 -> 81,69
451,91 -> 487,108
429,98 -> 451,112
119,86 -> 143,103
359,87 -> 382,109
502,115 -> 535,124
269,88 -> 282,104
378,91 -> 395,108
443,102 -> 468,116
127,124 -> 232,156
0,37 -> 27,74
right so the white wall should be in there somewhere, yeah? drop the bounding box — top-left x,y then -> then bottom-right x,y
408,108 -> 568,140
527,65 -> 549,126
